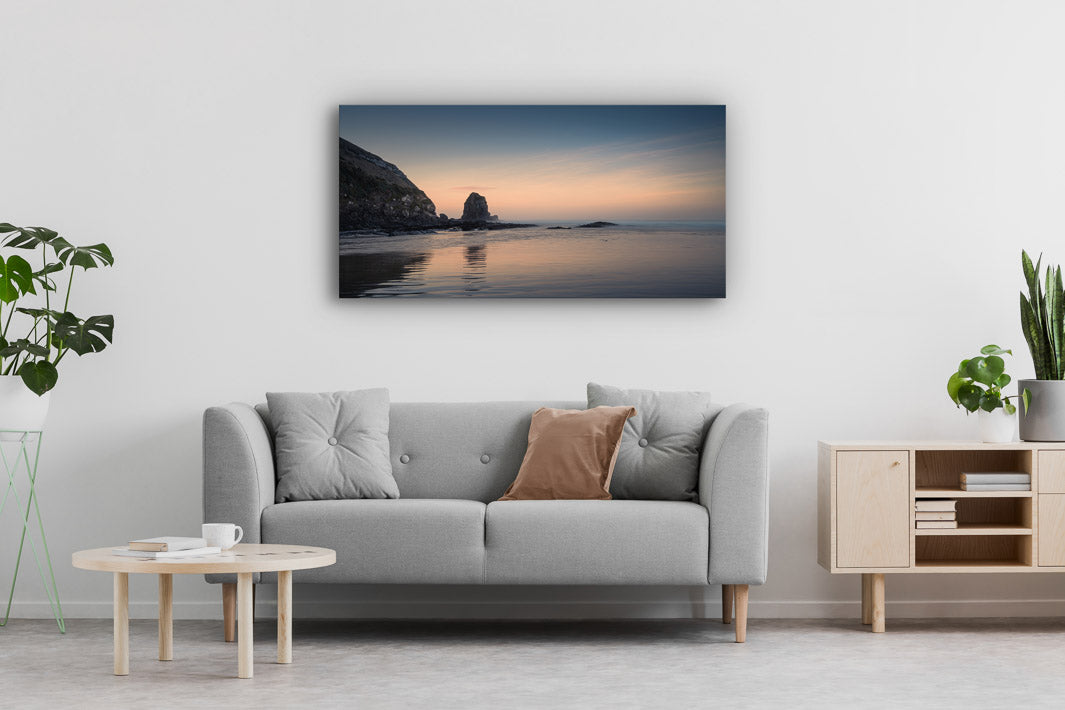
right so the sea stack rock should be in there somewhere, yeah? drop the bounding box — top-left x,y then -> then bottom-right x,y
462,192 -> 490,221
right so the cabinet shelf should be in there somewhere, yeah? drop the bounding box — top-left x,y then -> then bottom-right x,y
913,559 -> 1032,570
914,524 -> 1032,536
915,487 -> 1032,498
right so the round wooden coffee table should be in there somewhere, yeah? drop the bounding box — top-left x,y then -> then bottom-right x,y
72,543 -> 335,678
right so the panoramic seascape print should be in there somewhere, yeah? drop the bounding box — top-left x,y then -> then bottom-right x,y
339,105 -> 725,298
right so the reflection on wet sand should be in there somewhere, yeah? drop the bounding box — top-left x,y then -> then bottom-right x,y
339,251 -> 430,297
339,225 -> 725,297
462,244 -> 487,293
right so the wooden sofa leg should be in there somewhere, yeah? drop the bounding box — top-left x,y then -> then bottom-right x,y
722,585 -> 733,624
223,583 -> 236,642
734,585 -> 749,643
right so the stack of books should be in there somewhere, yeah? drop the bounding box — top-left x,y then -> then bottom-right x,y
112,536 -> 220,558
960,472 -> 1031,491
916,499 -> 957,529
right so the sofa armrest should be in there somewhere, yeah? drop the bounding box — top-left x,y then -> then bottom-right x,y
203,403 -> 274,584
699,404 -> 769,586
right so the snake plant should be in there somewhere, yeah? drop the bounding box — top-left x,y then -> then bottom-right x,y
1020,250 -> 1065,380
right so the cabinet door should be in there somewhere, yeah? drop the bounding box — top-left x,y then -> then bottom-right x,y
1038,452 -> 1065,493
836,451 -> 910,568
1039,495 -> 1065,567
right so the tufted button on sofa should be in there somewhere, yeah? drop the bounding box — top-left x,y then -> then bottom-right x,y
203,399 -> 769,642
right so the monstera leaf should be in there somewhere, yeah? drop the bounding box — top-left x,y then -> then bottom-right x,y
1,224 -> 113,269
51,312 -> 114,355
0,224 -> 59,249
32,262 -> 65,292
50,236 -> 114,270
17,360 -> 58,396
0,338 -> 50,359
0,254 -> 35,303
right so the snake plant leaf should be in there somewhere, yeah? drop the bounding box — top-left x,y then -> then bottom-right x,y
980,344 -> 1012,356
979,392 -> 1002,412
966,356 -> 1004,386
51,312 -> 114,355
1023,250 -> 1038,301
1,225 -> 59,249
49,237 -> 114,270
0,338 -> 49,359
958,384 -> 983,412
1052,265 -> 1065,378
947,371 -> 967,405
1020,293 -> 1048,379
0,254 -> 36,303
17,359 -> 58,396
994,373 -> 1012,388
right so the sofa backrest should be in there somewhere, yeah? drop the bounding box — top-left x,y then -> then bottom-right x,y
257,400 -> 578,502
388,401 -> 580,502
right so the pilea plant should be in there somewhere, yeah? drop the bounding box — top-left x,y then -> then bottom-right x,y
0,223 -> 114,395
947,344 -> 1030,415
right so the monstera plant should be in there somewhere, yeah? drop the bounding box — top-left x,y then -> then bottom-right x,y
0,223 -> 114,396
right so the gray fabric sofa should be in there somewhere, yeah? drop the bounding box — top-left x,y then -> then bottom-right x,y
203,400 -> 769,642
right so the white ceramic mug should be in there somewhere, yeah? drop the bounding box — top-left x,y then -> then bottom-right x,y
202,523 -> 243,550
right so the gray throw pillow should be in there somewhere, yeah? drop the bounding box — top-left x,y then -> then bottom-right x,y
587,383 -> 715,501
267,389 -> 398,502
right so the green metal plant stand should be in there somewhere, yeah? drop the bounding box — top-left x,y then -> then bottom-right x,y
0,430 -> 65,633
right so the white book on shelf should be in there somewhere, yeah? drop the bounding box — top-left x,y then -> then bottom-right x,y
915,499 -> 957,512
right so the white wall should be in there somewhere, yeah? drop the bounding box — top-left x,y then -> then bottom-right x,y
3,0 -> 1065,620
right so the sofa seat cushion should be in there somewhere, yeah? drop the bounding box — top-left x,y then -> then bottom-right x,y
261,499 -> 486,583
485,500 -> 708,585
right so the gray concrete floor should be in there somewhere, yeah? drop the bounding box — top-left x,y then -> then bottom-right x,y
1,617 -> 1064,708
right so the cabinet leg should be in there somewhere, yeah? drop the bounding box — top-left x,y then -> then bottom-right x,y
721,584 -> 733,624
734,584 -> 748,643
223,583 -> 236,642
871,573 -> 885,633
861,574 -> 872,625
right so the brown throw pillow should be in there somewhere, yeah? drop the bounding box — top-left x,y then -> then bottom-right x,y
499,406 -> 637,501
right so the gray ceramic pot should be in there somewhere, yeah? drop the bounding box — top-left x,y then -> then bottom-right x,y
1018,379 -> 1065,441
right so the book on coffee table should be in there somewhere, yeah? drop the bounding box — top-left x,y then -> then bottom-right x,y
127,536 -> 207,552
113,546 -> 221,558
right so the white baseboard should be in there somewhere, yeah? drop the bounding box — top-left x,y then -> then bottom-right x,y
8,598 -> 1065,621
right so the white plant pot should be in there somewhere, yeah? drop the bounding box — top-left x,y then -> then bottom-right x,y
0,376 -> 51,436
978,408 -> 1016,443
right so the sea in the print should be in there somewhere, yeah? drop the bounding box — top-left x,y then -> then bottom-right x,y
340,221 -> 724,298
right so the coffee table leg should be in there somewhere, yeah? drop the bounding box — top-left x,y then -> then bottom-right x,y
114,572 -> 129,676
278,570 -> 292,664
158,573 -> 173,661
237,572 -> 253,678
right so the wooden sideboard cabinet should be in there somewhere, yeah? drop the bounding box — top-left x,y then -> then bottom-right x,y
818,441 -> 1065,632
